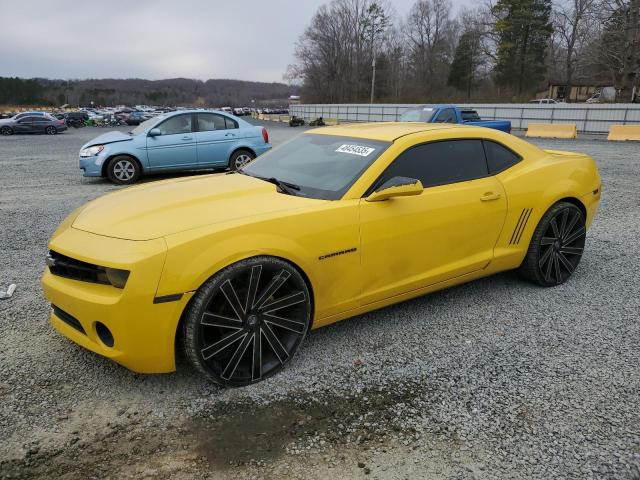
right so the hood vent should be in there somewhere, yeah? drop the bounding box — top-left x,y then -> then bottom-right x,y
510,208 -> 533,245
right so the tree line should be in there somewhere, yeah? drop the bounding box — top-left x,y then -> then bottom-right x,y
287,0 -> 640,103
0,77 -> 298,108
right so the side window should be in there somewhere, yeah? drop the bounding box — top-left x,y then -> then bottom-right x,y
434,108 -> 456,123
197,113 -> 226,131
376,140 -> 488,189
483,140 -> 521,174
224,117 -> 238,129
156,114 -> 192,135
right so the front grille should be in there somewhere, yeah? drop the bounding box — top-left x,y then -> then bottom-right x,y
52,305 -> 86,334
47,250 -> 109,285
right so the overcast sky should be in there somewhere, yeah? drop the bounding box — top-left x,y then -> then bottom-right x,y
3,0 -> 471,83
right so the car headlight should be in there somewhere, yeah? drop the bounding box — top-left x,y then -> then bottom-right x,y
104,268 -> 130,289
80,145 -> 105,157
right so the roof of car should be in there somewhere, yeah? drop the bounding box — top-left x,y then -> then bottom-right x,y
307,122 -> 469,142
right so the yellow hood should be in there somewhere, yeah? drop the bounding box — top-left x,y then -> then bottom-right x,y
72,173 -> 319,240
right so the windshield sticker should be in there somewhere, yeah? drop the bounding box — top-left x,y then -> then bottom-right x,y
335,144 -> 375,157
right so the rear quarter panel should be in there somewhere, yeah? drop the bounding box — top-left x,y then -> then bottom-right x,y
491,148 -> 600,270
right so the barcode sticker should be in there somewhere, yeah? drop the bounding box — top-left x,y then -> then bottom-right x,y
335,144 -> 375,157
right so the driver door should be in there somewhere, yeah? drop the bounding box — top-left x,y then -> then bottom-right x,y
358,139 -> 507,306
146,113 -> 198,170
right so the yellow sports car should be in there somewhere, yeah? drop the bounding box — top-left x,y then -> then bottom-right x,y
42,123 -> 601,386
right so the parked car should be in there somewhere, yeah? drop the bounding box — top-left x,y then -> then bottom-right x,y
63,111 -> 89,127
44,122 -> 601,386
125,111 -> 147,126
78,110 -> 271,184
400,105 -> 512,133
0,113 -> 67,135
529,99 -> 559,104
233,108 -> 245,116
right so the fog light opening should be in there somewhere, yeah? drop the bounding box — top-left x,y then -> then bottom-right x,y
95,322 -> 114,348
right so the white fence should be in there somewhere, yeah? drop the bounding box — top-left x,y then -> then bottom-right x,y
288,103 -> 640,134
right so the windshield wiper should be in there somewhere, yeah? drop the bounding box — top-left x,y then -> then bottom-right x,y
264,177 -> 300,195
235,169 -> 300,195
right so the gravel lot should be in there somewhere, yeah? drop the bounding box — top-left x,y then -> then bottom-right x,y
0,120 -> 639,480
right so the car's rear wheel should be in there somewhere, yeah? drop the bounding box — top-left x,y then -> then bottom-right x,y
106,156 -> 141,185
1,126 -> 14,135
45,126 -> 57,135
519,202 -> 586,286
183,256 -> 311,386
229,149 -> 255,171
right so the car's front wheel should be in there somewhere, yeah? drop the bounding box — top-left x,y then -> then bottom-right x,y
106,156 -> 141,185
1,126 -> 14,135
229,149 -> 255,171
519,201 -> 586,286
182,256 -> 311,386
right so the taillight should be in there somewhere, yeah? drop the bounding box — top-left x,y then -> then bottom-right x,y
261,127 -> 269,144
58,120 -> 65,125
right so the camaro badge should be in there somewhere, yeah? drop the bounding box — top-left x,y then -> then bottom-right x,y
318,247 -> 357,260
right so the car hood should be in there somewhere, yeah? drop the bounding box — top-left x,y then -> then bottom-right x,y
82,131 -> 134,149
71,173 -> 322,240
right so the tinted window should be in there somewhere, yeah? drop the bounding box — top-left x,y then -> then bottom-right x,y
461,110 -> 480,121
482,140 -> 521,174
225,117 -> 238,129
156,114 -> 192,135
434,108 -> 456,123
197,113 -> 226,131
375,140 -> 488,190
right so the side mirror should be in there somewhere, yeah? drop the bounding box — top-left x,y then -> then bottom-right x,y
366,177 -> 423,202
148,128 -> 161,137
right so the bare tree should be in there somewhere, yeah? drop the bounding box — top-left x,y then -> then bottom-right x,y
405,0 -> 457,98
553,0 -> 598,100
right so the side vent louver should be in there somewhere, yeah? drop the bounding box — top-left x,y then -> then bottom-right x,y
510,208 -> 533,245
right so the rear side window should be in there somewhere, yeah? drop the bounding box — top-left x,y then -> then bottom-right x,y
225,117 -> 238,129
376,139 -> 488,189
197,113 -> 226,131
461,110 -> 480,121
482,140 -> 521,174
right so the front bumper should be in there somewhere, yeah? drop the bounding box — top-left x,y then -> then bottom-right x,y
42,226 -> 192,373
79,154 -> 107,177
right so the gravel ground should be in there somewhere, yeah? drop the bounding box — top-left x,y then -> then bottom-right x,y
0,121 -> 639,480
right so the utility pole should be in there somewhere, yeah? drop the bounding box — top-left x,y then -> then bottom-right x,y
370,58 -> 376,104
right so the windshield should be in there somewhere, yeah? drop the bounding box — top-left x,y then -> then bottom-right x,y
130,115 -> 164,135
241,134 -> 390,200
399,107 -> 435,122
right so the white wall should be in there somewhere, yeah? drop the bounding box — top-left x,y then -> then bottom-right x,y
289,103 -> 640,134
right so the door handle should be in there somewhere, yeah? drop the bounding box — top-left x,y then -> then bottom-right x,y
225,132 -> 236,137
181,136 -> 192,140
480,192 -> 501,201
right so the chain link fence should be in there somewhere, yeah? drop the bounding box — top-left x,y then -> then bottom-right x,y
288,103 -> 640,134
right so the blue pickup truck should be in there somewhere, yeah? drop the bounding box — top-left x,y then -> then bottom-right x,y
399,105 -> 511,133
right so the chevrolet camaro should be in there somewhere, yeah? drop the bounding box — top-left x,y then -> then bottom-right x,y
42,123 -> 601,386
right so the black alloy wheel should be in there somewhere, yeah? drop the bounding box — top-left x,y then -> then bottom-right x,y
519,202 -> 586,286
45,126 -> 57,135
1,126 -> 14,135
183,256 -> 311,386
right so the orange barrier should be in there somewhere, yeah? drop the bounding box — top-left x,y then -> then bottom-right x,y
607,125 -> 640,141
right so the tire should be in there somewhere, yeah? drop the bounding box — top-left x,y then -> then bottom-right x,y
45,126 -> 57,135
106,156 -> 141,185
182,256 -> 312,387
0,126 -> 12,136
518,201 -> 586,287
229,149 -> 255,171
